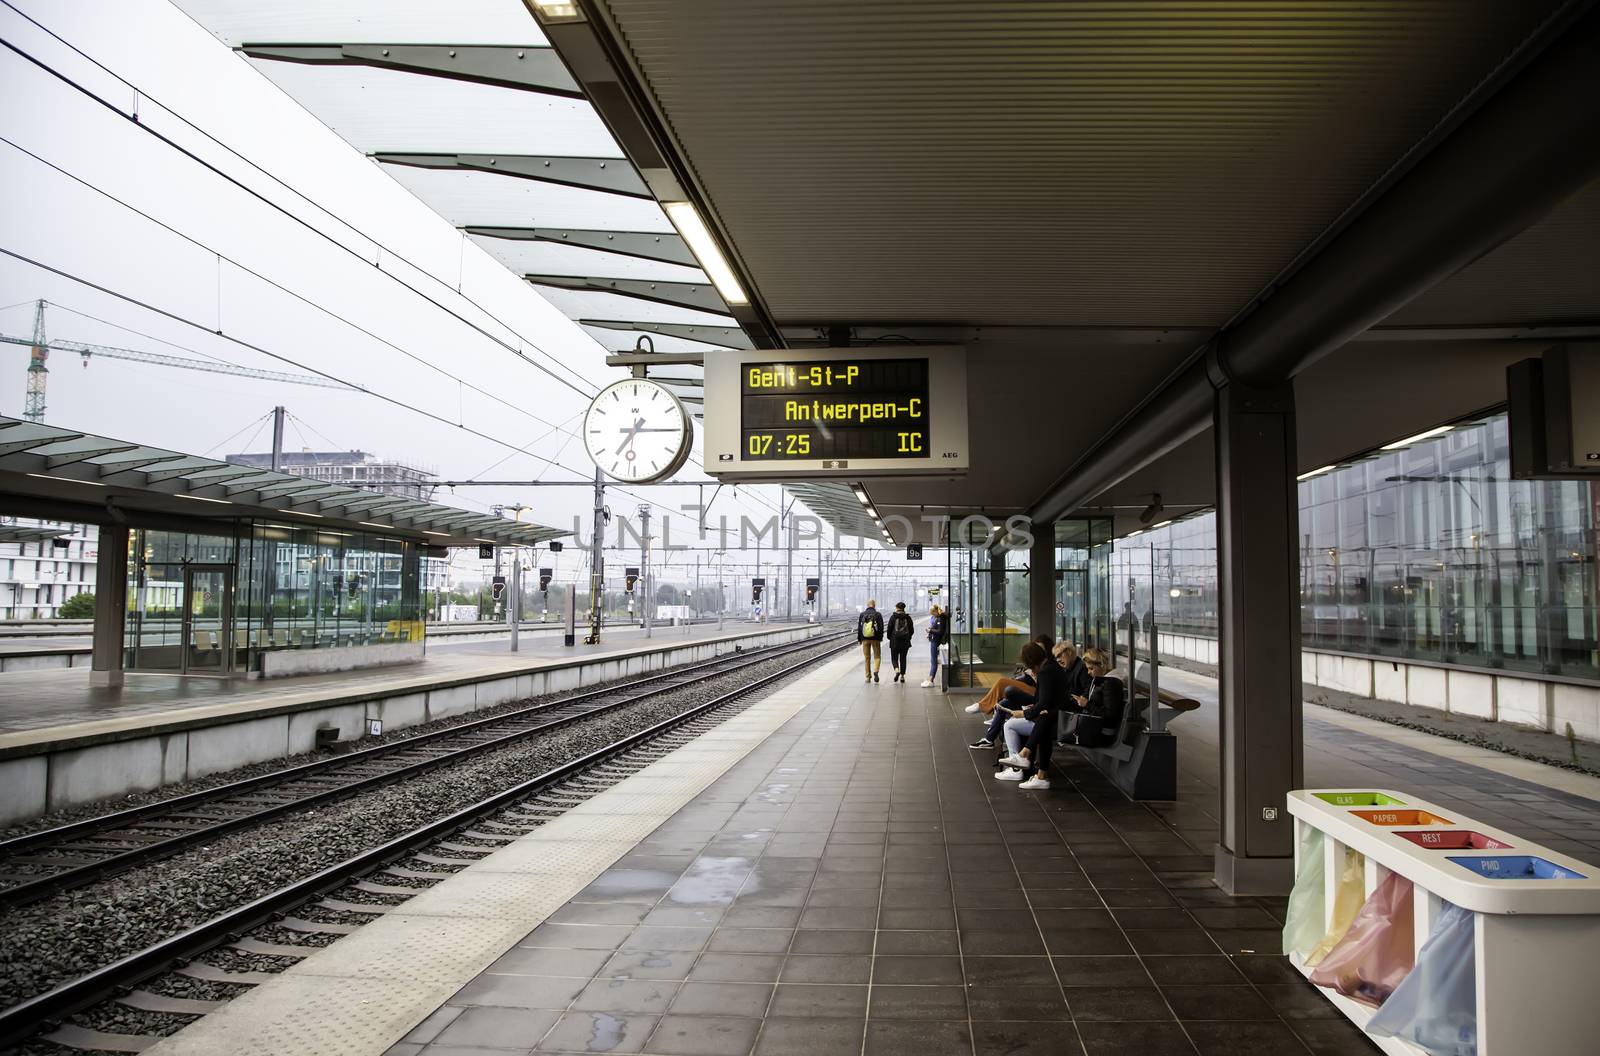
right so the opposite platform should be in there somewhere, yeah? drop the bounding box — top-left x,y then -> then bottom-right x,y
0,622 -> 818,825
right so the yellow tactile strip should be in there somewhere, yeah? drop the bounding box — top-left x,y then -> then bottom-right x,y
145,652 -> 857,1056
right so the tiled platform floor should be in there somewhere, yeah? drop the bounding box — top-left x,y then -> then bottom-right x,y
388,671 -> 1387,1056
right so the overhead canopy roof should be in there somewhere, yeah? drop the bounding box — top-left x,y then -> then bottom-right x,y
0,417 -> 567,547
174,0 -> 740,412
569,0 -> 1599,542
0,523 -> 73,543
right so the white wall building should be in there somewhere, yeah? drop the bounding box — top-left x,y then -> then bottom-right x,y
0,520 -> 99,619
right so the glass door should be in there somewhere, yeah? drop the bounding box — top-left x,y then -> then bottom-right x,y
1057,566 -> 1089,648
183,564 -> 233,674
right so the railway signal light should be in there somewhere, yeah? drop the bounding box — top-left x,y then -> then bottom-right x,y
491,575 -> 506,601
625,566 -> 640,592
539,568 -> 553,592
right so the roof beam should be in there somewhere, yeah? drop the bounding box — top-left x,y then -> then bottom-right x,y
1029,8 -> 1600,525
239,44 -> 581,97
582,319 -> 752,350
374,153 -> 649,197
527,275 -> 727,314
468,226 -> 695,267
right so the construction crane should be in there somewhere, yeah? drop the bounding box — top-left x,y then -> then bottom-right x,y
6,300 -> 350,422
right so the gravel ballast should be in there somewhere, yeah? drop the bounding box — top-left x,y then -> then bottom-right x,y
0,638 -> 845,1019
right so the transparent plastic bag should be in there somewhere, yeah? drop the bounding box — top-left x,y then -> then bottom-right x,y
1305,844 -> 1365,966
1308,869 -> 1414,1006
1283,826 -> 1326,958
1367,901 -> 1476,1056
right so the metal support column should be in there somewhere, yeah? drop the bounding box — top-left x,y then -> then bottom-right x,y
510,550 -> 521,653
1029,519 -> 1055,639
1213,379 -> 1304,895
585,468 -> 605,644
640,504 -> 652,639
90,524 -> 129,687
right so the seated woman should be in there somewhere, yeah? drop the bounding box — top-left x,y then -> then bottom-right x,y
987,642 -> 1048,767
963,633 -> 1054,717
1064,647 -> 1125,749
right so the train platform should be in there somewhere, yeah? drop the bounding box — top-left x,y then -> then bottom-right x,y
141,657 -> 1600,1056
0,622 -> 819,826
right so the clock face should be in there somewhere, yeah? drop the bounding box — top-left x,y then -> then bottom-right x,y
584,378 -> 693,484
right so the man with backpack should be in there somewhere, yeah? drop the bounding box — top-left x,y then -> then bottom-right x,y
885,602 -> 915,682
857,600 -> 885,683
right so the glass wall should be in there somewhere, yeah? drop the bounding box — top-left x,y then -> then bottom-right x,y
126,520 -> 426,674
944,517 -> 1113,688
1107,412 -> 1600,683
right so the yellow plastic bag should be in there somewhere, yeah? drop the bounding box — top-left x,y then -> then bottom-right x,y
1305,844 -> 1365,967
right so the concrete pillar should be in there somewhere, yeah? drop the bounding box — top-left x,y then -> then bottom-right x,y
90,523 -> 129,688
1213,381 -> 1304,895
1029,519 -> 1056,640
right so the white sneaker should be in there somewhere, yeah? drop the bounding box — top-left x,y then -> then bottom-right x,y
998,753 -> 1028,768
1019,775 -> 1052,790
963,702 -> 981,713
994,768 -> 1024,781
920,679 -> 933,688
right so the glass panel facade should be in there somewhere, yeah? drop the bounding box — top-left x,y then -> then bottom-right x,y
126,520 -> 426,674
1107,413 -> 1600,683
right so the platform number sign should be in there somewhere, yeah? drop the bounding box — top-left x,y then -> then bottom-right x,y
479,544 -> 494,560
906,544 -> 923,560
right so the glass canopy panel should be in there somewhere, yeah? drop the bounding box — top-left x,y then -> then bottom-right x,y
384,167 -> 666,230
530,288 -> 735,325
244,63 -> 618,155
174,1 -> 547,47
469,235 -> 707,284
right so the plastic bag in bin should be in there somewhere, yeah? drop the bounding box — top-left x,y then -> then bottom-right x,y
1308,870 -> 1414,1006
1305,844 -> 1366,967
1283,826 -> 1326,958
1367,901 -> 1476,1056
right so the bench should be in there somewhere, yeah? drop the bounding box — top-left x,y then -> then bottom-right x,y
1080,662 -> 1200,800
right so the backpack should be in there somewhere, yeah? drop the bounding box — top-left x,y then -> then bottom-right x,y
861,611 -> 880,638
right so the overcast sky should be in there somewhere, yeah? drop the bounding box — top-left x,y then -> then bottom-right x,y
0,0 -> 909,591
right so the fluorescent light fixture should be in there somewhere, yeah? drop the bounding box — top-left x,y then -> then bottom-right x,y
526,0 -> 585,23
663,201 -> 748,306
1297,465 -> 1336,481
27,473 -> 104,487
1126,529 -> 1145,538
290,510 -> 323,518
851,484 -> 869,501
1381,425 -> 1453,450
475,538 -> 498,544
1170,588 -> 1182,598
1150,520 -> 1172,529
174,492 -> 231,504
359,521 -> 391,529
424,530 -> 451,537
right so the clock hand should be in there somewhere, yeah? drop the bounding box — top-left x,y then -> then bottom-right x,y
614,418 -> 645,454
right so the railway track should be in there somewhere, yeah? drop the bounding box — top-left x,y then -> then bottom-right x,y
0,632 -> 843,909
0,632 -> 851,1053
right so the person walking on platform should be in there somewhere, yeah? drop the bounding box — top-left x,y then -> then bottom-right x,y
886,602 -> 915,682
921,604 -> 948,688
858,600 -> 885,683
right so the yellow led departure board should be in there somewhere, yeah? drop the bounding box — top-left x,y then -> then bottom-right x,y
704,347 -> 968,481
741,358 -> 929,460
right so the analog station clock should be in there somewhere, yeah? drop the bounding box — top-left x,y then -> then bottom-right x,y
584,377 -> 694,484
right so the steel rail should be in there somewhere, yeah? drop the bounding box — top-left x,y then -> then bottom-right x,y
0,636 -> 850,1048
0,630 -> 843,908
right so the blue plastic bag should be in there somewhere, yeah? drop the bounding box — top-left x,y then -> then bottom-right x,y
1366,901 -> 1476,1056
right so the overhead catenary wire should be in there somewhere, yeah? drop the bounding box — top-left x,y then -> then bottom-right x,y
0,1 -> 600,399
0,131 -> 586,444
0,243 -> 596,476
